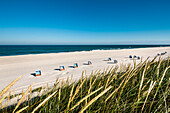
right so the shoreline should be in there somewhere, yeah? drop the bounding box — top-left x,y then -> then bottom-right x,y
0,47 -> 169,93
0,46 -> 169,58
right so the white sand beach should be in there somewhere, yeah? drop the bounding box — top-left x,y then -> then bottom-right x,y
0,47 -> 169,93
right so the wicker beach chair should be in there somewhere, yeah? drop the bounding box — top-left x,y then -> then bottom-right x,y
74,63 -> 78,68
137,56 -> 140,60
129,55 -> 132,58
35,70 -> 41,76
114,60 -> 118,63
60,66 -> 65,71
88,61 -> 92,65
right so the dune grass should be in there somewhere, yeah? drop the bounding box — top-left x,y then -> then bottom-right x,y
0,56 -> 169,113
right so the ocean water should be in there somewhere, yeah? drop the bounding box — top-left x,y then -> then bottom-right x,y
0,45 -> 169,56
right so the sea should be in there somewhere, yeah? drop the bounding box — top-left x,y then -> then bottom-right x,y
0,45 -> 169,56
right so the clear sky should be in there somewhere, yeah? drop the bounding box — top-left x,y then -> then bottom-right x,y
0,0 -> 170,45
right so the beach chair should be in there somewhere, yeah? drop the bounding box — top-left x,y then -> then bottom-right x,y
60,66 -> 65,71
35,70 -> 41,76
137,56 -> 140,60
74,63 -> 78,68
88,61 -> 92,65
108,58 -> 111,61
114,60 -> 118,63
134,55 -> 137,58
129,55 -> 132,58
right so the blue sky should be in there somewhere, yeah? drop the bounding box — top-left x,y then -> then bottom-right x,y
0,0 -> 170,45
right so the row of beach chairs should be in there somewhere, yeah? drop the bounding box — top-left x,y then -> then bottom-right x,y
33,51 -> 167,77
34,51 -> 168,76
60,61 -> 92,71
108,58 -> 118,63
129,55 -> 140,60
157,51 -> 167,56
34,53 -> 157,77
33,58 -> 119,77
34,61 -> 92,76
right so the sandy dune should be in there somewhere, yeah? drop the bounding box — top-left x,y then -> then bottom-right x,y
0,47 -> 169,93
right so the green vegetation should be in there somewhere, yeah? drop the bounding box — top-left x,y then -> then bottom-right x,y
0,56 -> 169,113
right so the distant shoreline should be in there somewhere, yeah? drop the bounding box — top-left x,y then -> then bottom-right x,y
0,46 -> 169,58
0,45 -> 169,57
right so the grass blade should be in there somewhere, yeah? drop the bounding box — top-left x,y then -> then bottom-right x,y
32,90 -> 58,113
79,86 -> 112,113
0,75 -> 22,97
13,83 -> 33,113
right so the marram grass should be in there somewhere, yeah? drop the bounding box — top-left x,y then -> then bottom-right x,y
0,57 -> 169,113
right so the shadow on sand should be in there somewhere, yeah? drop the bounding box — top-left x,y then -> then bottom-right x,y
54,69 -> 61,71
31,73 -> 36,77
83,63 -> 89,65
68,66 -> 75,68
107,62 -> 116,64
103,60 -> 109,61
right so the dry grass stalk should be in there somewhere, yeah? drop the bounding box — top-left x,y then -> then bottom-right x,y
105,76 -> 111,89
156,58 -> 163,78
13,88 -> 15,98
141,79 -> 151,91
107,73 -> 118,86
0,75 -> 22,97
58,80 -> 64,112
108,66 -> 114,74
133,58 -> 136,68
102,68 -> 106,77
61,78 -> 64,87
161,88 -> 168,113
66,76 -> 69,85
70,77 -> 87,103
149,66 -> 170,112
71,87 -> 103,110
105,75 -> 127,102
58,87 -> 61,112
94,69 -> 99,75
79,86 -> 112,113
13,83 -> 33,113
105,66 -> 110,74
91,71 -> 100,87
85,74 -> 92,105
87,75 -> 93,96
141,81 -> 156,112
0,102 -> 3,109
47,83 -> 49,89
7,90 -> 11,105
67,84 -> 75,110
56,77 -> 59,83
16,106 -> 29,113
116,69 -> 135,102
0,93 -> 8,105
32,90 -> 58,113
136,57 -> 150,73
138,62 -> 147,100
29,87 -> 32,97
120,63 -> 123,72
71,74 -> 73,83
17,94 -> 19,101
